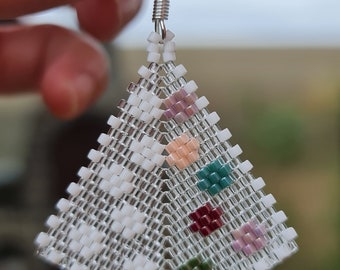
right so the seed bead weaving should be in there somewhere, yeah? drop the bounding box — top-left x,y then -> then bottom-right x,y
35,31 -> 298,270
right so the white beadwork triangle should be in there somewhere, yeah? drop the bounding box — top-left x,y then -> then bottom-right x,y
35,31 -> 298,270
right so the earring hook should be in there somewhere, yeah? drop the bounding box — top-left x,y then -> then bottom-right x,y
152,0 -> 170,39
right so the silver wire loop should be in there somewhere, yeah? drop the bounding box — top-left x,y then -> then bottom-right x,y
152,0 -> 170,39
154,19 -> 167,40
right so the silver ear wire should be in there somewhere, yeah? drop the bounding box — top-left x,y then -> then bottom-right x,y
152,0 -> 170,39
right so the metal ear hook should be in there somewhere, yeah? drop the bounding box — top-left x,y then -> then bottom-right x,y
152,0 -> 170,39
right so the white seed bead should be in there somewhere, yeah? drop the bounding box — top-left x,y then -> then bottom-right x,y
127,94 -> 141,106
80,246 -> 92,258
91,242 -> 104,253
150,107 -> 164,119
97,133 -> 111,146
120,169 -> 134,182
145,261 -> 158,270
253,259 -> 270,270
87,149 -> 103,163
123,260 -> 134,270
251,177 -> 265,191
79,224 -> 91,234
99,168 -> 112,179
141,135 -> 154,148
273,246 -> 293,261
146,43 -> 160,53
66,182 -> 82,196
140,112 -> 153,123
122,228 -> 134,240
45,215 -> 61,228
35,232 -> 51,247
147,32 -> 162,43
272,210 -> 288,224
141,159 -> 155,172
217,128 -> 232,142
69,240 -> 82,252
121,182 -> 134,193
206,112 -> 220,125
134,254 -> 146,265
172,64 -> 187,79
139,101 -> 152,112
195,96 -> 209,110
142,148 -> 153,159
122,204 -> 135,215
239,160 -> 253,173
228,144 -> 243,158
164,30 -> 175,41
110,175 -> 123,186
138,89 -> 152,101
111,221 -> 124,233
149,95 -> 163,108
99,180 -> 111,192
262,194 -> 276,208
47,250 -> 64,264
151,141 -> 165,154
164,41 -> 176,52
184,80 -> 198,94
56,198 -> 71,212
70,263 -> 84,270
129,106 -> 142,118
77,166 -> 92,180
137,66 -> 152,79
110,163 -> 124,175
132,223 -> 146,234
147,52 -> 161,63
110,187 -> 123,198
130,140 -> 143,153
69,228 -> 82,241
163,52 -> 176,63
152,154 -> 165,167
107,115 -> 122,129
281,227 -> 298,241
131,153 -> 144,165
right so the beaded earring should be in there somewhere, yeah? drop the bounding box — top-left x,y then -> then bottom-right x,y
35,1 -> 298,269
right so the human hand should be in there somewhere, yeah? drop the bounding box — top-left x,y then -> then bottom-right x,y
0,0 -> 142,119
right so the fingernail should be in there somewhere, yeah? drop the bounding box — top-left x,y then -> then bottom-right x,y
67,73 -> 96,118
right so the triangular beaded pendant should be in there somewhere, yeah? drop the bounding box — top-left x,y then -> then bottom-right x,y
35,31 -> 298,270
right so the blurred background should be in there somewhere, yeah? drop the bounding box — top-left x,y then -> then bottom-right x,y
0,0 -> 339,269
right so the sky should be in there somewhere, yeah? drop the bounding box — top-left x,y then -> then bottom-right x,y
21,0 -> 340,48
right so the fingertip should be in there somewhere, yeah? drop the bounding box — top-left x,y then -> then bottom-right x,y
0,23 -> 109,119
75,0 -> 143,41
36,25 -> 109,119
40,74 -> 78,119
40,59 -> 108,120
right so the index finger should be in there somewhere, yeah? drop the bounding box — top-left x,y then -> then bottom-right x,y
74,0 -> 143,41
0,0 -> 75,19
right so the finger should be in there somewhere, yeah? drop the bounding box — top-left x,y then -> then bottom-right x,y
0,0 -> 75,19
0,0 -> 143,41
74,0 -> 143,41
0,24 -> 109,119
